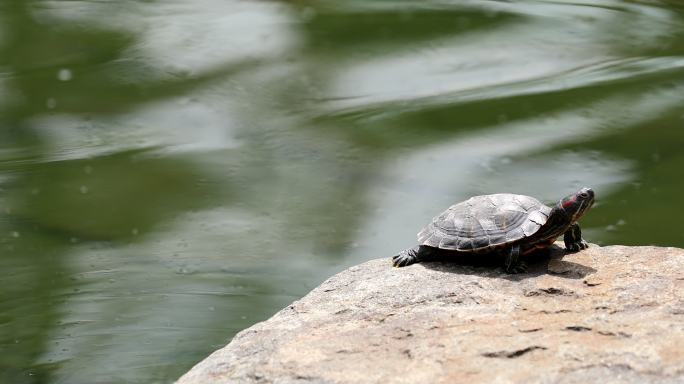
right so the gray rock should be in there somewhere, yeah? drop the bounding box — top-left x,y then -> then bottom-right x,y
177,245 -> 684,384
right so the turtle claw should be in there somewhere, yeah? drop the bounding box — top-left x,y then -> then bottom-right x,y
506,261 -> 527,274
392,255 -> 414,267
392,249 -> 418,268
566,240 -> 589,253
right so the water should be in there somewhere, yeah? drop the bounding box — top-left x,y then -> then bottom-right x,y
1,1 -> 684,383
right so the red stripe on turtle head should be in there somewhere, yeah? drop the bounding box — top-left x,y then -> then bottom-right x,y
562,196 -> 576,208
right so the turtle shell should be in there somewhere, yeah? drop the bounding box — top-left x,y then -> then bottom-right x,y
417,193 -> 552,252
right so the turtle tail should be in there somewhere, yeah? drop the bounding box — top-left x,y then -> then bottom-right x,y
392,246 -> 420,267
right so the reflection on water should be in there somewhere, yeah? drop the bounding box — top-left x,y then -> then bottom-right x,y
2,1 -> 684,383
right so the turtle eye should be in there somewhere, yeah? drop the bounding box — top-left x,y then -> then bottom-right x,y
579,192 -> 589,198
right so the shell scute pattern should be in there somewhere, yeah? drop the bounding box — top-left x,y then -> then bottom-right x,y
417,194 -> 551,252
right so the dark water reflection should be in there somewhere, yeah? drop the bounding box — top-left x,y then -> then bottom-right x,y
1,1 -> 684,383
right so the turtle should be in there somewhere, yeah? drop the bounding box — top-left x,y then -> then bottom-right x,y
392,187 -> 595,273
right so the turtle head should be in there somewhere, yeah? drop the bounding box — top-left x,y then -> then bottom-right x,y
557,187 -> 594,222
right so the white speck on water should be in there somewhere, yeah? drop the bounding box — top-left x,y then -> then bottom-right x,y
606,224 -> 617,231
617,219 -> 626,226
11,231 -> 20,238
46,98 -> 57,109
57,68 -> 73,81
79,185 -> 89,194
208,306 -> 215,312
84,165 -> 93,174
175,265 -> 196,275
131,228 -> 139,236
240,316 -> 247,320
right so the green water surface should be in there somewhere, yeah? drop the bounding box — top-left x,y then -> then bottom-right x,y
2,1 -> 684,383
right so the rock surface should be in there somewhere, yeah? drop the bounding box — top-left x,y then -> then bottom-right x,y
177,245 -> 684,383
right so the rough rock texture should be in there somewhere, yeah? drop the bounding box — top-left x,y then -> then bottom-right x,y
177,245 -> 684,383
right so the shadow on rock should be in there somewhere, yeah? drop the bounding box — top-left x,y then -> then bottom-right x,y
419,244 -> 595,281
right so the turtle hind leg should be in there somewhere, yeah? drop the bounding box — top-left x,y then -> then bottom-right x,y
503,244 -> 527,274
392,245 -> 438,267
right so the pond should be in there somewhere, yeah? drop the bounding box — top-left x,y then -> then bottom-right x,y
1,1 -> 684,383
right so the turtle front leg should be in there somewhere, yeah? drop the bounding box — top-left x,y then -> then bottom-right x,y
392,245 -> 439,267
504,244 -> 526,273
564,223 -> 588,252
